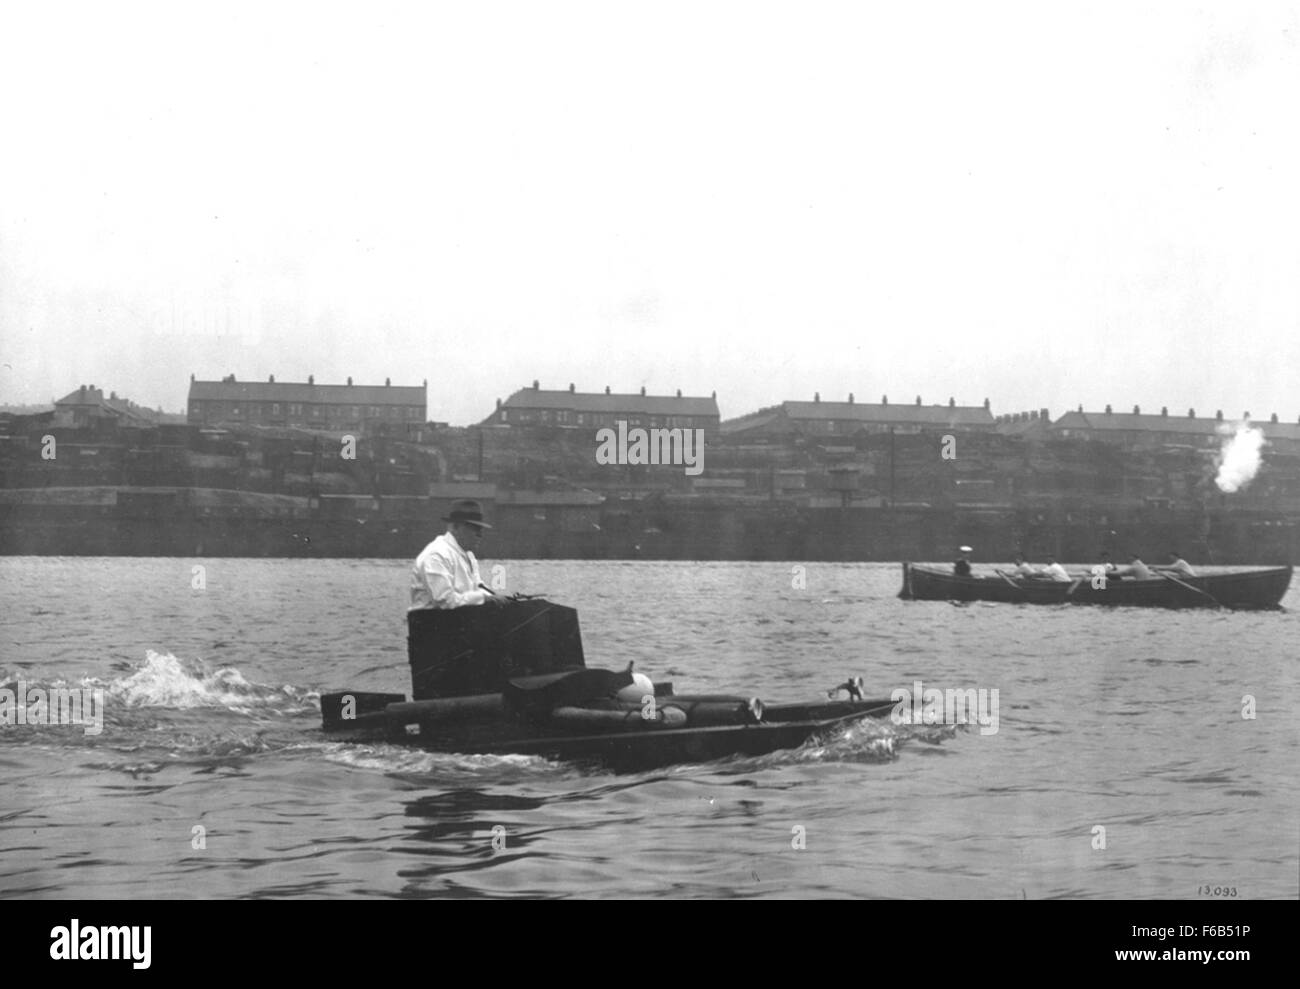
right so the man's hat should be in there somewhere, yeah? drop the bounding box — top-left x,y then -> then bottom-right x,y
443,499 -> 492,528
959,545 -> 973,554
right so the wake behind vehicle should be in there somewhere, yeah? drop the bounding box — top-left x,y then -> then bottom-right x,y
320,598 -> 894,771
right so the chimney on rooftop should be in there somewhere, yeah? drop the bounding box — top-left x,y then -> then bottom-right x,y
308,375 -> 314,385
676,388 -> 682,398
983,398 -> 990,410
1243,411 -> 1250,421
347,376 -> 352,386
1271,413 -> 1278,423
1105,404 -> 1112,414
711,390 -> 716,400
1133,405 -> 1140,414
1161,406 -> 1167,416
948,397 -> 955,407
640,386 -> 646,396
1188,408 -> 1194,417
190,373 -> 195,383
496,398 -> 501,409
569,382 -> 575,393
814,392 -> 820,403
915,395 -> 921,405
269,374 -> 275,383
1215,410 -> 1223,421
605,386 -> 610,394
533,379 -> 539,390
848,393 -> 854,404
385,377 -> 391,386
881,395 -> 888,405
1078,404 -> 1083,412
1041,408 -> 1049,420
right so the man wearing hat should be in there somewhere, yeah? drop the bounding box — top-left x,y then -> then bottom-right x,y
953,546 -> 973,577
409,499 -> 503,610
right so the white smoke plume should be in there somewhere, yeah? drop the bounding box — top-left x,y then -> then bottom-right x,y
1214,420 -> 1266,493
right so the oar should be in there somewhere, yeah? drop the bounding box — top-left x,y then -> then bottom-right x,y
993,569 -> 1021,590
1158,571 -> 1223,608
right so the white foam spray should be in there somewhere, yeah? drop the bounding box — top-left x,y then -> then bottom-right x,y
1214,420 -> 1266,493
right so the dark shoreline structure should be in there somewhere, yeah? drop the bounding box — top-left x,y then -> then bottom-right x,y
898,562 -> 1292,609
1,492 -> 1297,564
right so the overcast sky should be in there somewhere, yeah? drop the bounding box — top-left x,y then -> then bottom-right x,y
1,2 -> 1297,425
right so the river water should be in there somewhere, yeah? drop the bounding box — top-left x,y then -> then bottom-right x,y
1,558 -> 1296,899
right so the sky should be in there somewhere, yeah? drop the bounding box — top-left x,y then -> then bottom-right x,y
1,1 -> 1297,425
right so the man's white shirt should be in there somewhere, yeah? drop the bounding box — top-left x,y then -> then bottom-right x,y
410,531 -> 489,610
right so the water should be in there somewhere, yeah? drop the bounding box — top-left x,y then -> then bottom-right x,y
1,558 -> 1296,899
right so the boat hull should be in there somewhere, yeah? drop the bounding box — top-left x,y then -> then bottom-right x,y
325,598 -> 895,771
322,692 -> 897,772
898,562 -> 1291,609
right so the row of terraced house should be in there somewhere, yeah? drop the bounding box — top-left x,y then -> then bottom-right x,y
27,377 -> 1300,458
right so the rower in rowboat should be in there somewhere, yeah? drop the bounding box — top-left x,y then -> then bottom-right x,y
1010,553 -> 1037,577
1153,551 -> 1198,577
993,554 -> 1035,588
1041,557 -> 1072,582
1111,554 -> 1154,580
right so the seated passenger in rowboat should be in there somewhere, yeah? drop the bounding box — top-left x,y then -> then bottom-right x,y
954,546 -> 974,577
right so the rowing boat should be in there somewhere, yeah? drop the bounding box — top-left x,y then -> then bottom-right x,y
897,562 -> 1291,609
320,598 -> 893,771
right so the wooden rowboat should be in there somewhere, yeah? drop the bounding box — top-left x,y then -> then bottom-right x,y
898,562 -> 1291,609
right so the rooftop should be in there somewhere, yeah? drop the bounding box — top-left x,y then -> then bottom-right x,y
1054,409 -> 1300,441
724,396 -> 995,429
497,383 -> 719,417
54,386 -> 168,425
188,376 -> 426,406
